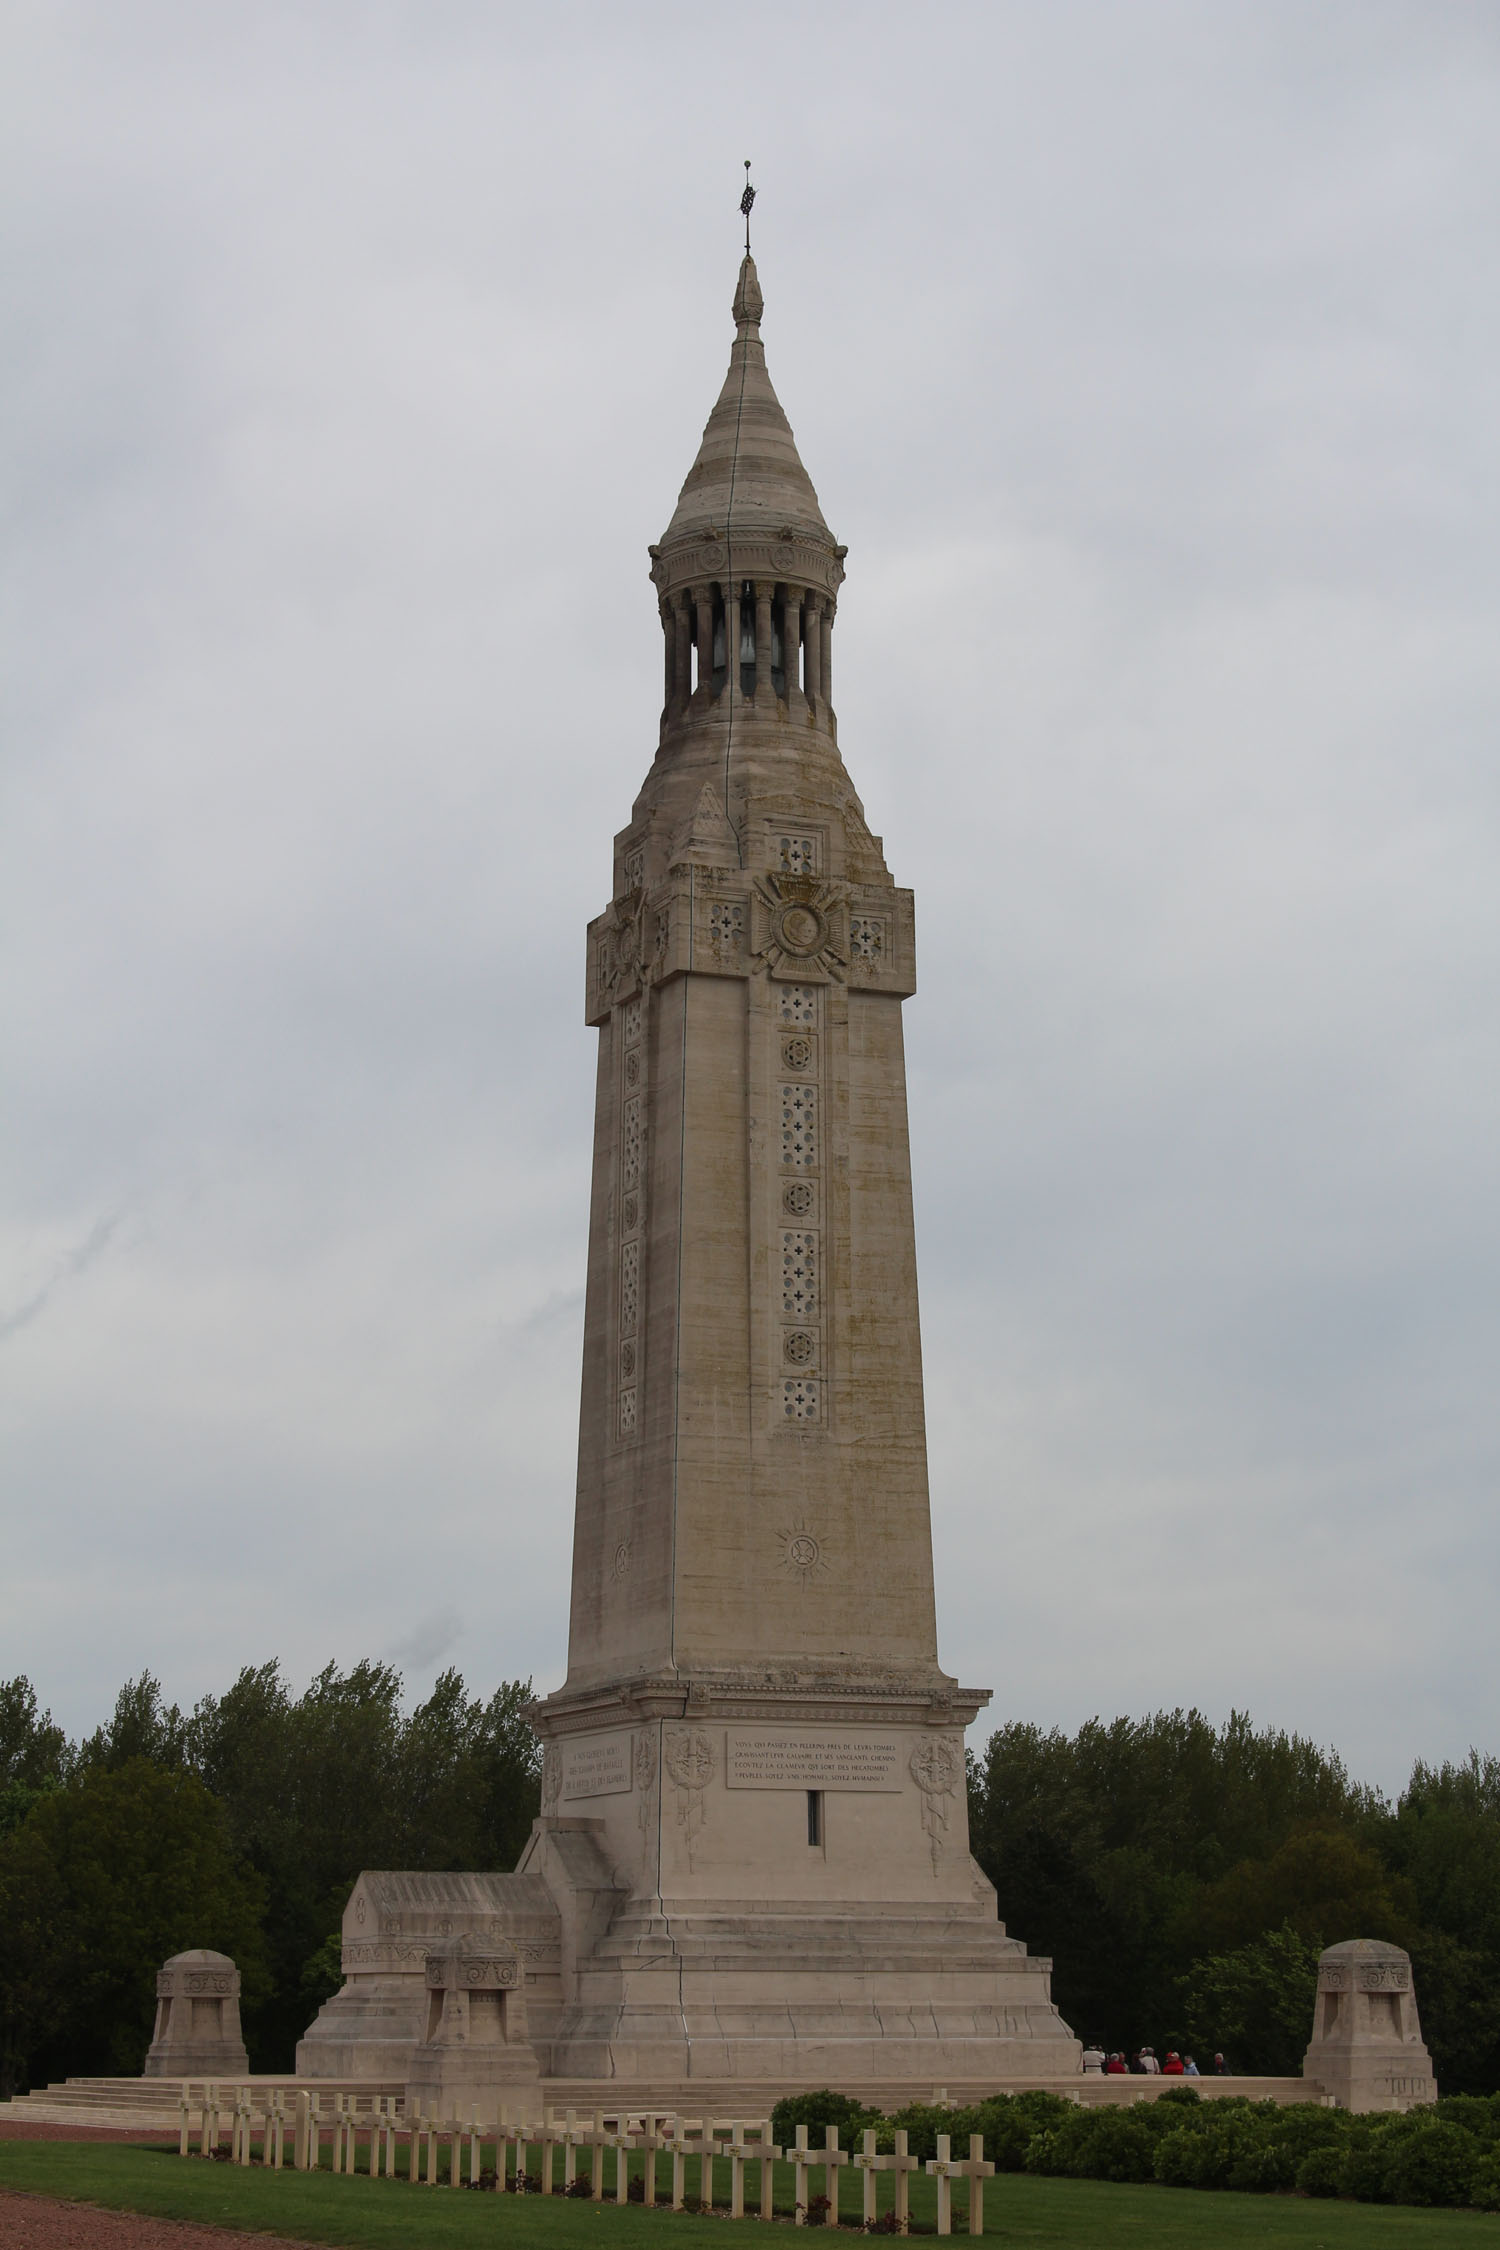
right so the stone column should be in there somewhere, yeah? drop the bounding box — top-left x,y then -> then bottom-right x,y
803,595 -> 823,704
782,589 -> 802,703
660,603 -> 674,714
725,581 -> 745,701
673,595 -> 693,717
692,585 -> 714,703
754,582 -> 774,706
821,603 -> 834,710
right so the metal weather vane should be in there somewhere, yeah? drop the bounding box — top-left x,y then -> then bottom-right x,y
741,159 -> 756,253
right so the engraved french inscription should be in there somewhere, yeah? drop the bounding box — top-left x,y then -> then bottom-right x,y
562,1736 -> 633,1800
726,1732 -> 903,1791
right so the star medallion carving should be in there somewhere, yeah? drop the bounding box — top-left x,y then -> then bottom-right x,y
754,873 -> 849,979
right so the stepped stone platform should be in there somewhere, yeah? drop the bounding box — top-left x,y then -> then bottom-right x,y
2,2071 -> 1326,2133
0,2078 -> 402,2131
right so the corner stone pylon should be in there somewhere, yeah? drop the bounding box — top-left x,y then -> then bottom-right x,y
515,248 -> 1080,2085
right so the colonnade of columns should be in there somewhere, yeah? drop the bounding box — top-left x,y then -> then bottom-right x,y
659,580 -> 834,721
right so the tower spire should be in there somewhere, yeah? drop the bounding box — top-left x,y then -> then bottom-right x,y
740,158 -> 755,255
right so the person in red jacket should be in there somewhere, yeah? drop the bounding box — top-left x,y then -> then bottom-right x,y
1104,2052 -> 1128,2075
1162,2051 -> 1184,2076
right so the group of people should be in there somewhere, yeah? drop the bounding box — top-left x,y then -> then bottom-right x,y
1081,2044 -> 1229,2076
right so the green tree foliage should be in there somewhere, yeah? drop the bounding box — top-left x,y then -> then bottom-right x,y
1184,1825 -> 1414,1956
1174,1925 -> 1324,2077
0,1759 -> 265,2096
967,1708 -> 1372,2060
0,1676 -> 71,1840
0,1663 -> 540,2087
78,1674 -> 190,1773
185,1661 -> 541,2065
969,1713 -> 1500,2091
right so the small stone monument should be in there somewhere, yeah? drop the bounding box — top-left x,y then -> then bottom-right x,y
1303,1937 -> 1436,2110
404,1932 -> 541,2118
143,1948 -> 249,2077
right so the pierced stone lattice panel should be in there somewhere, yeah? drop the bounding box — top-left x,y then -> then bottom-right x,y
776,834 -> 819,876
780,1084 -> 818,1169
782,1380 -> 820,1421
709,901 -> 744,953
777,983 -> 819,1026
781,1232 -> 818,1319
849,915 -> 886,962
617,996 -> 644,1446
782,1034 -> 814,1072
622,1096 -> 643,1189
783,1329 -> 817,1366
782,1180 -> 814,1217
621,1240 -> 640,1336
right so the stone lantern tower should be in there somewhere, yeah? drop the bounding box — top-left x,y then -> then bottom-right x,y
517,249 -> 1078,2086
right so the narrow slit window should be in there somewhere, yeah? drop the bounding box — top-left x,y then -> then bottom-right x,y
711,592 -> 727,697
807,1790 -> 823,1848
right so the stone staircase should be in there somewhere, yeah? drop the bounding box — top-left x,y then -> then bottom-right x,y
2,2069 -> 1326,2132
1,2076 -> 404,2131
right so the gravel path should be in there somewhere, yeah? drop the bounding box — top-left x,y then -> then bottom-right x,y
0,2190 -> 313,2247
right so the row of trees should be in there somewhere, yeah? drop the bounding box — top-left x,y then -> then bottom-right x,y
0,1665 -> 540,2095
4,1677 -> 1498,2097
967,1709 -> 1500,2091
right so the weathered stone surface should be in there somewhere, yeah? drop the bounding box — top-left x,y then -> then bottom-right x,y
295,246 -> 1078,2097
520,250 -> 1079,2085
142,1950 -> 247,2079
295,1871 -> 561,2080
1302,1937 -> 1436,2111
403,1932 -> 542,2116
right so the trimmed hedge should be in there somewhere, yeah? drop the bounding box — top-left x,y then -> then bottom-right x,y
777,2086 -> 1500,2212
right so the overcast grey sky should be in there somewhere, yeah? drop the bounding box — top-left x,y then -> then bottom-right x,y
4,1 -> 1498,1794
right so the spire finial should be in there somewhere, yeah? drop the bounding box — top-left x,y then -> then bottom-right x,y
740,159 -> 756,255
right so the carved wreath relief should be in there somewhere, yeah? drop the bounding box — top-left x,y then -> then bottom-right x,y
634,1726 -> 658,1854
663,1726 -> 715,1870
909,1736 -> 963,1875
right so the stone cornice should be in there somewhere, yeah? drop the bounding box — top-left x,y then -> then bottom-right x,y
649,532 -> 846,606
529,1672 -> 990,1737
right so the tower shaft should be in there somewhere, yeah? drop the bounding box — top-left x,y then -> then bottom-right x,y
520,255 -> 1077,2086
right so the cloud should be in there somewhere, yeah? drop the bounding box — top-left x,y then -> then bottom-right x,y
1,2 -> 1497,1792
383,1609 -> 465,1671
0,1216 -> 123,1344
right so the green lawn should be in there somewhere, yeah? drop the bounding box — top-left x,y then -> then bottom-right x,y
0,2137 -> 1493,2246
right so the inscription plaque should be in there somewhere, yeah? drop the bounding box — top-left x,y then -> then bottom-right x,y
562,1737 -> 632,1800
726,1731 -> 902,1791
